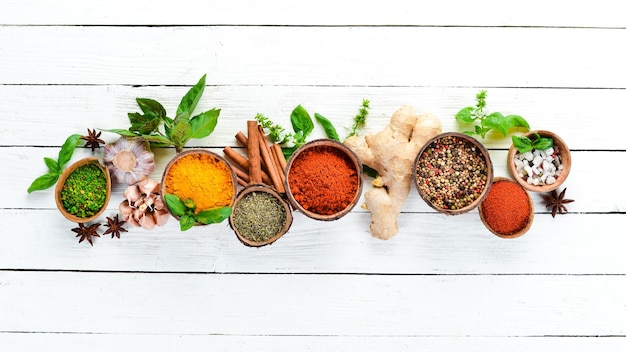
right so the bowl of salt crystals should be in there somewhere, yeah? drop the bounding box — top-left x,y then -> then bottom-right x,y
507,130 -> 571,192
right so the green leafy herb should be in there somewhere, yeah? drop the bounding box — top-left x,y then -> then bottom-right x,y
27,134 -> 82,193
164,194 -> 230,231
347,99 -> 370,138
103,74 -> 220,152
512,133 -> 554,153
455,90 -> 530,139
314,113 -> 340,141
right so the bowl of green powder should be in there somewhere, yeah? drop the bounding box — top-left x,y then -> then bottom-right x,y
55,157 -> 111,223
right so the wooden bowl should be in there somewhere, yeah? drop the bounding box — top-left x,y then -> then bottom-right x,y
413,132 -> 494,215
55,157 -> 111,223
285,139 -> 363,221
507,130 -> 571,192
230,184 -> 293,247
161,149 -> 237,223
479,177 -> 534,238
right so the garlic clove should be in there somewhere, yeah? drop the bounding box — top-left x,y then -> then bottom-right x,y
123,185 -> 142,203
138,212 -> 156,230
138,179 -> 159,195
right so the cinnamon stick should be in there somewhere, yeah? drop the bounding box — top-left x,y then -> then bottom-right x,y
247,120 -> 263,184
271,143 -> 288,173
235,131 -> 248,147
270,143 -> 286,186
223,146 -> 271,184
257,124 -> 285,193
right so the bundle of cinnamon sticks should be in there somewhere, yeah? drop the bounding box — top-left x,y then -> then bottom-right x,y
223,120 -> 288,193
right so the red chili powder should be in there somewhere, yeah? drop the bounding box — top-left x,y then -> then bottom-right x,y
480,180 -> 530,236
287,145 -> 358,215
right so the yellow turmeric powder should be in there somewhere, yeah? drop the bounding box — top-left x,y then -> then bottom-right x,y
164,152 -> 235,212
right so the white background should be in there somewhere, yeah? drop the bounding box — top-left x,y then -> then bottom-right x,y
1,1 -> 625,350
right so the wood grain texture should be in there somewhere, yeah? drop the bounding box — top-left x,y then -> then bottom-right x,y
1,0 -> 623,27
2,26 -> 625,88
1,0 -> 624,349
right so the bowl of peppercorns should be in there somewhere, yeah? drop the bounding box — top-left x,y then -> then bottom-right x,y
413,132 -> 493,215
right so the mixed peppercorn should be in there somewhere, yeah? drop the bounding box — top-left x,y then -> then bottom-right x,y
415,135 -> 489,211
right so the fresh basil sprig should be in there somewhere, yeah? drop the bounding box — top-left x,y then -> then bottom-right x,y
164,194 -> 232,231
456,90 -> 530,139
512,133 -> 554,153
27,134 -> 83,193
104,74 -> 220,152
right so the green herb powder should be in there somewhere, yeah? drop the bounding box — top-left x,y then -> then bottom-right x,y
60,164 -> 107,218
232,191 -> 286,243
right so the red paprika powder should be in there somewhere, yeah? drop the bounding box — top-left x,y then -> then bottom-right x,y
287,144 -> 359,216
480,179 -> 532,236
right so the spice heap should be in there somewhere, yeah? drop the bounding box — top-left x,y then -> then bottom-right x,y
415,134 -> 490,211
287,143 -> 359,216
60,163 -> 108,218
163,151 -> 235,213
480,178 -> 532,237
232,190 -> 288,243
223,121 -> 287,192
513,146 -> 563,186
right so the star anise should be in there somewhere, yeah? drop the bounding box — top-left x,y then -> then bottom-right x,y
542,187 -> 575,218
81,128 -> 105,152
103,214 -> 128,239
71,222 -> 101,246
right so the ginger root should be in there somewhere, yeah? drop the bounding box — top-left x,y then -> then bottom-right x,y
344,106 -> 441,240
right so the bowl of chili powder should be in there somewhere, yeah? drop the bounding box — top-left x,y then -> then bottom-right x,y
413,132 -> 493,215
478,177 -> 534,238
285,139 -> 363,221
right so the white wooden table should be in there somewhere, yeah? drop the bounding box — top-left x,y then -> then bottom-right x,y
2,1 -> 625,350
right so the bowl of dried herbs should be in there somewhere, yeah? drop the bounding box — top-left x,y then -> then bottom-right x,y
55,157 -> 111,223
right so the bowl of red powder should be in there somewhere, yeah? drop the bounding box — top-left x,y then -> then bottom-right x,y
478,177 -> 534,238
285,139 -> 363,221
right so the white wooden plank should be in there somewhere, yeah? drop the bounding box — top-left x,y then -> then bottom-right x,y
1,333 -> 625,352
1,271 -> 625,337
7,147 -> 620,213
1,85 -> 623,150
2,26 -> 625,88
0,210 -> 623,274
1,0 -> 623,27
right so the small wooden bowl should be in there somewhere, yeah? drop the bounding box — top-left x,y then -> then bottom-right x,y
161,149 -> 237,223
55,157 -> 111,223
230,184 -> 293,247
413,132 -> 494,215
285,139 -> 363,221
478,177 -> 534,239
507,130 -> 571,192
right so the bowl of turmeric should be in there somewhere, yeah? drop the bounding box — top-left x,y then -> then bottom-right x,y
161,149 -> 237,226
285,139 -> 363,221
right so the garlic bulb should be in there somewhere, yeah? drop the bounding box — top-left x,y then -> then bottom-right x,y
104,137 -> 155,185
120,179 -> 169,230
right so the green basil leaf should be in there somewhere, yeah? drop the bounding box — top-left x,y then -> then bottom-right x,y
27,173 -> 59,193
177,74 -> 206,117
455,106 -> 477,123
532,137 -> 553,150
281,146 -> 297,160
164,194 -> 187,217
504,114 -> 530,131
189,108 -> 220,139
136,98 -> 167,118
483,112 -> 508,136
57,134 -> 83,168
129,112 -> 162,135
44,157 -> 60,174
179,215 -> 196,231
290,105 -> 314,137
100,128 -> 140,138
169,119 -> 192,150
475,125 -> 491,139
512,135 -> 533,153
314,113 -> 340,141
195,206 -> 232,224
